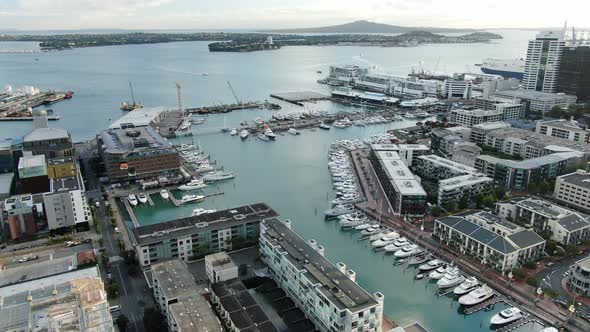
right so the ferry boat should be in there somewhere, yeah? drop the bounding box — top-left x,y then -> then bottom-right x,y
178,179 -> 207,191
180,194 -> 205,204
479,58 -> 525,80
203,171 -> 235,182
490,307 -> 523,325
458,285 -> 494,306
240,129 -> 249,140
127,194 -> 138,206
160,190 -> 169,200
453,277 -> 479,296
137,193 -> 148,204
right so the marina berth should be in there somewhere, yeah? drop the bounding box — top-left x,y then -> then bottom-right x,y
437,269 -> 465,289
371,232 -> 399,247
429,265 -> 452,280
458,285 -> 494,306
137,193 -> 148,204
178,179 -> 207,191
180,194 -> 205,204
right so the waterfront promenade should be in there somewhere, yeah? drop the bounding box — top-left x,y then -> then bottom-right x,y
349,149 -> 590,331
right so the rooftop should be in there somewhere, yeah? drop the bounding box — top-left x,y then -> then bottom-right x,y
438,174 -> 493,190
471,121 -> 511,131
506,230 -> 546,249
151,259 -> 198,300
451,108 -> 503,116
437,216 -> 518,254
574,256 -> 590,272
205,252 -> 237,270
134,203 -> 277,246
418,154 -> 477,175
262,218 -> 379,312
49,173 -> 82,192
486,127 -> 590,154
47,156 -> 75,166
109,107 -> 166,129
493,89 -> 574,101
23,127 -> 69,143
169,293 -> 223,332
477,151 -> 584,169
17,154 -> 45,170
100,126 -> 172,155
558,170 -> 590,190
375,151 -> 426,196
538,119 -> 586,131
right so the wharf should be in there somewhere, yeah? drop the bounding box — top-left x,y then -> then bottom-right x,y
270,91 -> 329,106
122,198 -> 140,228
0,116 -> 60,121
0,91 -> 71,113
185,101 -> 280,114
496,317 -> 535,332
463,296 -> 502,315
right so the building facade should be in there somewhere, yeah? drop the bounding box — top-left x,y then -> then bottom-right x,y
536,119 -> 590,144
205,252 -> 238,284
554,169 -> 590,213
522,31 -> 565,93
437,174 -> 493,206
450,109 -> 503,128
443,79 -> 473,99
557,46 -> 590,102
567,256 -> 590,297
260,218 -> 384,332
43,172 -> 92,231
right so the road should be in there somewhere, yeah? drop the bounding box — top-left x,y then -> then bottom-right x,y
78,141 -> 149,332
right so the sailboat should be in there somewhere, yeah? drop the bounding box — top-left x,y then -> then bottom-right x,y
120,82 -> 142,111
220,116 -> 230,133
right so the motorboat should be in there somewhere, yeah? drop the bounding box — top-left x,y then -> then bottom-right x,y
393,114 -> 404,121
387,237 -> 409,250
254,117 -> 264,125
191,208 -> 217,216
178,179 -> 207,191
419,259 -> 446,272
371,232 -> 399,247
288,128 -> 300,135
490,307 -> 523,325
319,122 -> 331,130
324,205 -> 355,218
264,128 -> 276,140
354,223 -> 373,230
403,112 -> 416,119
361,227 -> 382,236
453,277 -> 479,296
137,193 -> 148,204
160,190 -> 169,200
203,171 -> 235,182
240,129 -> 249,140
429,266 -> 452,280
180,194 -> 205,204
415,273 -> 425,280
230,128 -> 238,136
437,271 -> 465,289
369,230 -> 390,241
258,133 -> 270,141
340,219 -> 367,229
414,111 -> 431,118
408,254 -> 430,266
127,194 -> 138,206
394,245 -> 422,258
458,285 -> 494,306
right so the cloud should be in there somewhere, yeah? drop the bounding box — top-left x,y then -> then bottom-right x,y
17,0 -> 175,14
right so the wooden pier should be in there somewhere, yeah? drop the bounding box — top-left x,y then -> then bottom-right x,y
496,316 -> 533,332
185,101 -> 280,114
464,296 -> 502,315
146,192 -> 155,207
122,198 -> 140,228
0,116 -> 60,121
270,91 -> 329,106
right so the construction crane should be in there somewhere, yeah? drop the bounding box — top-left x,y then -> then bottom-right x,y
176,81 -> 183,113
227,81 -> 241,105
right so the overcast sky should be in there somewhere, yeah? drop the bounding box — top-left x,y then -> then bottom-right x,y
0,0 -> 587,31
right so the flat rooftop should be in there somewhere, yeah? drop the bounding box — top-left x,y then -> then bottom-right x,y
134,203 -> 277,246
205,252 -> 237,270
558,170 -> 590,190
493,89 -> 574,101
452,108 -> 502,116
109,107 -> 165,129
47,156 -> 75,166
49,173 -> 82,192
471,121 -> 511,131
485,127 -> 590,154
151,259 -> 198,300
23,127 -> 69,143
262,218 -> 379,312
439,174 -> 493,190
169,293 -> 223,332
100,126 -> 172,155
375,151 -> 426,196
418,154 -> 477,175
477,151 -> 584,170
0,256 -> 74,288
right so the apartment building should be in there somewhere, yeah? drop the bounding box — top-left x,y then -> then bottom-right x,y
42,170 -> 92,231
536,119 -> 590,144
205,252 -> 238,284
491,89 -> 576,113
473,96 -> 526,121
260,218 -> 384,332
522,31 -> 565,93
443,79 -> 473,99
554,169 -> 590,213
437,174 -> 493,206
567,256 -> 590,297
450,109 -> 503,128
469,122 -> 511,146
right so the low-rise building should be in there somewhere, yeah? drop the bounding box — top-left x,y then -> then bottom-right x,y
437,174 -> 493,206
474,96 -> 526,121
535,119 -> 590,144
496,197 -> 590,245
567,256 -> 590,297
469,121 -> 511,146
205,252 -> 238,283
554,169 -> 590,213
2,195 -> 38,240
260,218 -> 384,332
43,170 -> 92,231
415,154 -> 476,180
22,110 -> 74,159
450,143 -> 482,168
370,143 -> 430,167
450,109 -> 503,128
443,79 -> 473,99
430,127 -> 471,158
134,203 -> 277,267
47,156 -> 77,179
491,90 -> 576,113
151,259 -> 223,332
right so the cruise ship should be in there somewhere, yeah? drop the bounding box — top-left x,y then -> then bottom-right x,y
479,58 -> 525,80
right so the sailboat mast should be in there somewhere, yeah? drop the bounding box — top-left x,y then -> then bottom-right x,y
129,82 -> 136,105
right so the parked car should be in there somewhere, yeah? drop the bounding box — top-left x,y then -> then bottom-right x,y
106,272 -> 112,279
546,262 -> 555,267
114,227 -> 120,234
18,255 -> 38,263
554,299 -> 568,308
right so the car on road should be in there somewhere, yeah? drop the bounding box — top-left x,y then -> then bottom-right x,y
114,227 -> 120,233
18,255 -> 38,263
106,272 -> 112,279
545,262 -> 555,267
554,299 -> 568,308
582,314 -> 590,323
65,241 -> 81,247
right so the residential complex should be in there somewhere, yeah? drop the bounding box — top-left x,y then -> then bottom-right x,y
450,109 -> 503,128
434,212 -> 545,273
557,45 -> 590,102
536,119 -> 590,144
133,203 -> 277,267
567,256 -> 590,297
469,121 -> 511,146
98,126 -> 181,183
522,31 -> 565,93
205,251 -> 238,283
370,149 -> 427,216
260,218 -> 384,332
370,143 -> 430,167
491,89 -> 576,113
473,96 -> 526,121
496,197 -> 590,245
151,259 -> 223,332
554,169 -> 590,213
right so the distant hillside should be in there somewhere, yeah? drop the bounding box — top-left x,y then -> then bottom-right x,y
262,20 -> 476,34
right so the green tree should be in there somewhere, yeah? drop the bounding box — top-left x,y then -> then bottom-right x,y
526,276 -> 540,288
106,281 -> 119,298
512,268 -> 527,281
474,194 -> 485,208
482,194 -> 496,209
442,201 -> 457,212
494,187 -> 507,200
143,307 -> 167,332
116,315 -> 129,332
430,206 -> 442,217
458,195 -> 470,209
527,181 -> 539,194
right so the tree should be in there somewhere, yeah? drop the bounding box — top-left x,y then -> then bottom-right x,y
527,181 -> 540,194
143,307 -> 167,332
512,268 -> 527,281
106,281 -> 119,298
494,187 -> 507,200
526,276 -> 540,288
458,195 -> 470,209
116,315 -> 129,332
474,194 -> 485,208
442,201 -> 457,212
430,206 -> 442,217
482,194 -> 496,209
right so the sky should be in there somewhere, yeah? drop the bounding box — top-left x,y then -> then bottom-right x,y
0,0 -> 588,31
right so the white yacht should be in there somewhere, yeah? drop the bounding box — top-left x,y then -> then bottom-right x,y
240,129 -> 249,140
137,193 -> 148,204
160,190 -> 169,200
458,285 -> 494,306
394,245 -> 422,258
538,328 -> 558,332
403,112 -> 416,119
354,223 -> 373,230
288,128 -> 300,135
203,171 -> 235,182
369,230 -> 390,241
257,133 -> 270,141
180,194 -> 205,204
191,208 -> 217,216
437,271 -> 465,289
127,194 -> 138,206
490,307 -> 523,325
230,128 -> 238,136
178,179 -> 207,191
453,277 -> 479,296
361,227 -> 382,236
418,259 -> 445,272
429,266 -> 452,280
264,128 -> 276,140
371,232 -> 399,247
319,122 -> 331,130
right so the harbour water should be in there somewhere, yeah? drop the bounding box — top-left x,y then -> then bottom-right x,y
0,30 -> 547,331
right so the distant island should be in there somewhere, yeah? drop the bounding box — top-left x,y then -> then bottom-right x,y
261,20 -> 477,34
0,28 -> 502,53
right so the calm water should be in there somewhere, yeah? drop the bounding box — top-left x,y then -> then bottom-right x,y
0,30 -> 547,331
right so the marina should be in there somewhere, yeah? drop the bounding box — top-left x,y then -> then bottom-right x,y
270,91 -> 330,105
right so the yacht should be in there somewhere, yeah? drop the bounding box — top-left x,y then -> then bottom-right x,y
408,255 -> 430,266
418,259 -> 445,272
258,133 -> 270,141
178,179 -> 207,191
203,171 -> 235,182
288,128 -> 300,135
254,117 -> 264,125
361,227 -> 382,236
319,122 -> 331,130
160,190 -> 169,200
453,277 -> 479,296
324,206 -> 355,218
403,112 -> 416,119
240,129 -> 249,140
340,219 -> 366,229
458,285 -> 494,306
230,128 -> 238,136
354,223 -> 373,230
191,208 -> 217,216
137,193 -> 148,204
394,245 -> 422,258
490,307 -> 523,325
429,266 -> 451,280
127,194 -> 138,206
371,232 -> 399,247
414,111 -> 431,118
369,230 -> 390,241
180,194 -> 205,204
437,271 -> 465,289
264,128 -> 276,140
393,114 -> 404,121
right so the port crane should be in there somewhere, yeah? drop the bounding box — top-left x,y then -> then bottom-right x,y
176,81 -> 183,113
227,81 -> 242,106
